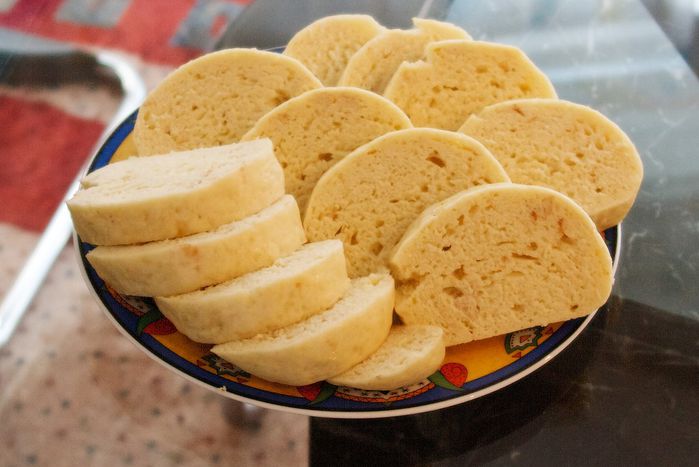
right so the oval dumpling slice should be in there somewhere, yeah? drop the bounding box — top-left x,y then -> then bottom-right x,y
383,40 -> 557,131
389,183 -> 613,346
339,18 -> 470,94
134,49 -> 321,155
304,128 -> 509,277
459,99 -> 643,230
283,14 -> 384,85
242,87 -> 412,212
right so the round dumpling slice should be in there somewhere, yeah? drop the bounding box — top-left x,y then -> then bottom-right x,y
242,87 -> 412,212
283,14 -> 384,85
383,40 -> 557,131
304,128 -> 509,277
339,18 -> 470,94
134,49 -> 321,156
389,183 -> 613,346
459,99 -> 643,230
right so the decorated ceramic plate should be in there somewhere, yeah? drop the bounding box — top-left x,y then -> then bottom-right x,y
74,111 -> 620,418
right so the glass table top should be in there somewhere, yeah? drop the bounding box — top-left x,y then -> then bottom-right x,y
312,1 -> 698,464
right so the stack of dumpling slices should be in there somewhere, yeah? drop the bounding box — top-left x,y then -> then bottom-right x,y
69,138 -> 423,388
69,14 -> 643,392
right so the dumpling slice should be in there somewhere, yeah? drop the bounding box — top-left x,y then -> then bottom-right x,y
339,18 -> 470,94
460,98 -> 643,230
134,49 -> 321,155
283,14 -> 384,85
390,184 -> 613,346
242,87 -> 411,212
384,40 -> 557,131
304,128 -> 508,277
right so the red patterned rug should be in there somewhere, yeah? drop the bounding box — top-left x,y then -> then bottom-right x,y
0,95 -> 104,231
0,0 -> 250,231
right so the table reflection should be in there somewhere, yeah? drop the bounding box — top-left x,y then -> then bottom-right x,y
311,1 -> 698,464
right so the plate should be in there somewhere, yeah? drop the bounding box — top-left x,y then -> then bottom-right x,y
75,110 -> 620,418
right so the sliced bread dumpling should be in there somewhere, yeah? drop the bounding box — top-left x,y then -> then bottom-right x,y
384,40 -> 557,131
283,14 -> 384,85
304,128 -> 509,277
155,240 -> 349,343
68,139 -> 284,245
87,195 -> 305,297
459,99 -> 643,230
328,325 -> 445,390
339,18 -> 470,94
242,87 -> 412,212
133,49 -> 321,155
212,273 -> 394,386
390,184 -> 613,346
411,17 -> 468,39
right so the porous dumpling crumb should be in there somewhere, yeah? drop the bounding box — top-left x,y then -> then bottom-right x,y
383,40 -> 557,131
242,87 -> 412,213
304,128 -> 509,277
284,14 -> 384,85
390,184 -> 613,346
339,18 -> 470,94
459,99 -> 643,230
134,49 -> 321,155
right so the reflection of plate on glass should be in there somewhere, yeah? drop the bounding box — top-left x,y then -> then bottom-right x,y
75,111 -> 620,419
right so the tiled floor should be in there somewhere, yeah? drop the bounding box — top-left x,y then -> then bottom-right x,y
0,225 -> 309,467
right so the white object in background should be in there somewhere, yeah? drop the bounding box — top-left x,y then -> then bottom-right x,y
0,51 -> 146,347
